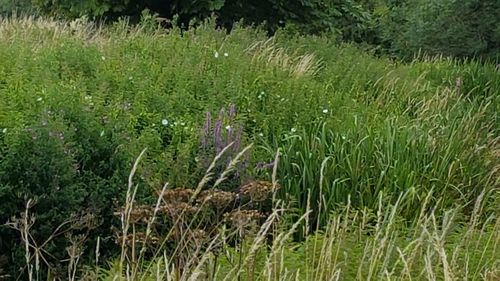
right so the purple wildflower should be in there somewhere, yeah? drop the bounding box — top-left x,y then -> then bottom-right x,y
233,127 -> 242,153
227,125 -> 233,146
228,104 -> 236,120
214,109 -> 225,153
255,160 -> 275,171
202,111 -> 212,149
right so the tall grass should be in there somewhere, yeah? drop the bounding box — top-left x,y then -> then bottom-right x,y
0,16 -> 498,279
91,188 -> 499,280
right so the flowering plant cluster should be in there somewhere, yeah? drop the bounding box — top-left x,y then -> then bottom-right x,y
199,104 -> 249,183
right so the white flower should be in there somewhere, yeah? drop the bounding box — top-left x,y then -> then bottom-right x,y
258,133 -> 264,137
37,97 -> 43,102
180,122 -> 185,126
162,119 -> 169,126
291,128 -> 297,133
224,52 -> 228,57
225,125 -> 232,131
101,56 -> 106,61
1,128 -> 6,133
322,109 -> 329,114
214,51 -> 219,58
84,95 -> 92,101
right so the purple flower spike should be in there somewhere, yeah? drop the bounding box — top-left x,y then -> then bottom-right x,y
255,160 -> 275,170
233,127 -> 242,153
255,162 -> 265,170
227,125 -> 233,144
228,104 -> 237,120
214,119 -> 224,154
202,111 -> 212,149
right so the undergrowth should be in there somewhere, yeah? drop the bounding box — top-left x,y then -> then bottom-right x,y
0,15 -> 498,280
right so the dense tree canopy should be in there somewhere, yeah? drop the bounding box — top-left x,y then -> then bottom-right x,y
1,0 -> 498,60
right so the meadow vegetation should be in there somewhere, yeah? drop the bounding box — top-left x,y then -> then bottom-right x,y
0,15 -> 498,280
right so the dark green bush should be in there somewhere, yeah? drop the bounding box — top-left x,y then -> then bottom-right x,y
30,0 -> 375,38
376,0 -> 500,60
0,0 -> 34,15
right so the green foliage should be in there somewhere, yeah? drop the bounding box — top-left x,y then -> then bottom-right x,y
0,17 -> 498,278
377,0 -> 500,59
0,0 -> 34,15
28,0 -> 375,38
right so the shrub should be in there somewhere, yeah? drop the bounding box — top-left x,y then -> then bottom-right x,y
0,16 -> 498,278
0,0 -> 34,16
377,0 -> 500,60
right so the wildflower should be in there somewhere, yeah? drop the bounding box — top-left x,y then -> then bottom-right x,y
258,133 -> 264,137
202,111 -> 212,149
162,119 -> 169,126
226,210 -> 263,236
123,102 -> 131,110
255,161 -> 274,171
224,52 -> 228,57
214,109 -> 224,153
214,51 -> 219,58
159,202 -> 198,218
1,128 -> 6,133
101,56 -> 106,61
234,127 -> 243,152
159,189 -> 194,203
198,189 -> 236,208
239,180 -> 280,202
226,125 -> 232,131
322,109 -> 329,114
228,104 -> 236,119
37,97 -> 43,102
114,205 -> 153,224
84,95 -> 92,101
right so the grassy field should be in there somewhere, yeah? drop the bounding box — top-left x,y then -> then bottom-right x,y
0,16 -> 498,280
